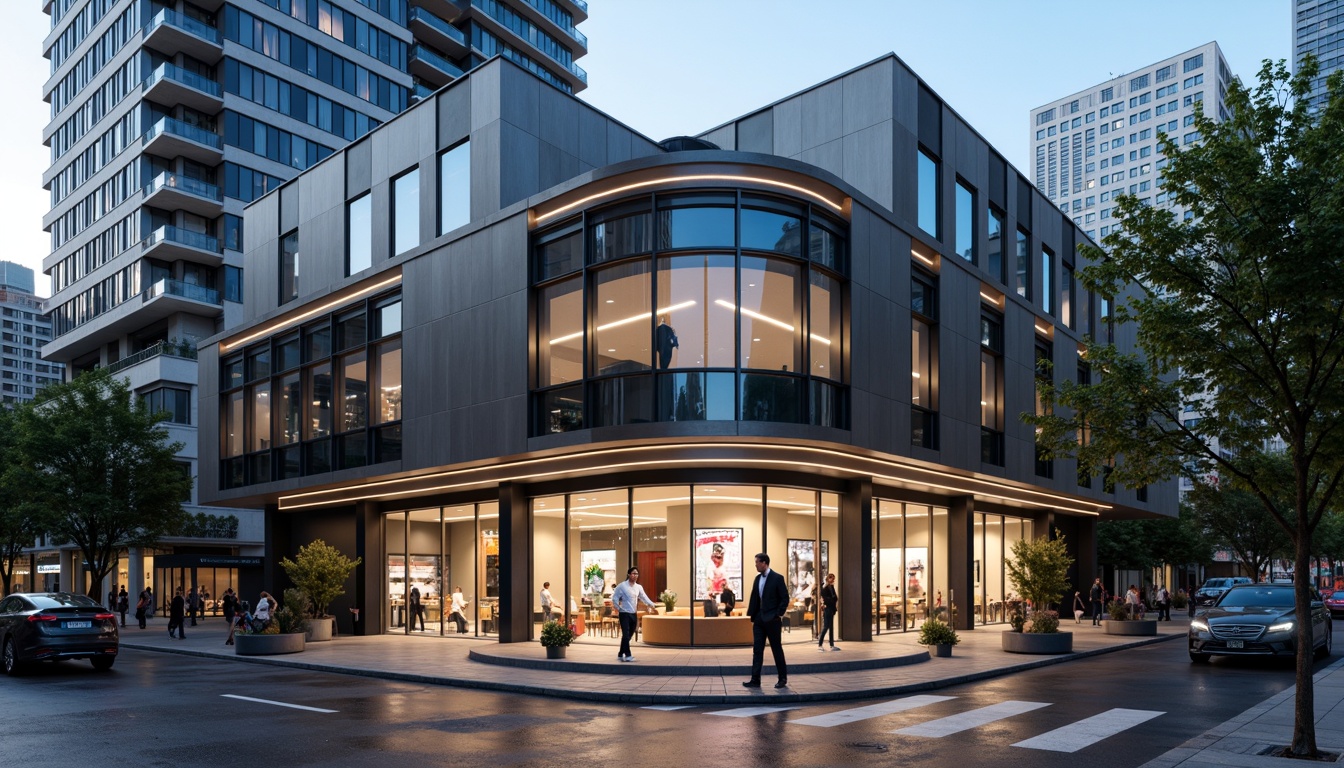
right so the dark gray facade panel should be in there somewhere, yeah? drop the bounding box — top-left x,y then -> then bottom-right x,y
891,61 -> 919,133
772,99 -> 803,158
499,62 -> 541,138
605,122 -> 633,164
699,124 -> 734,151
537,83 -> 580,154
306,207 -> 348,301
891,125 -> 918,233
488,214 -> 529,299
841,57 -> 894,136
576,106 -> 609,167
797,138 -> 843,188
469,61 -> 503,133
917,83 -> 941,155
437,81 -> 472,149
538,142 -> 582,193
841,121 -> 895,213
279,185 -> 299,235
735,111 -> 772,154
801,79 -> 844,153
498,121 -> 542,211
374,99 -> 436,183
471,124 -> 502,222
368,179 -> 392,267
346,139 -> 373,199
243,194 -> 279,256
988,152 -> 1007,209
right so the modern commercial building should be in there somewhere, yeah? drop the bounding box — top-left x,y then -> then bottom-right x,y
0,261 -> 63,406
1028,42 -> 1233,244
37,0 -> 588,605
198,54 -> 1173,647
1295,0 -> 1344,112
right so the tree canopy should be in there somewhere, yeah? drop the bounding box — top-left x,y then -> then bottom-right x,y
11,370 -> 191,600
1028,58 -> 1344,756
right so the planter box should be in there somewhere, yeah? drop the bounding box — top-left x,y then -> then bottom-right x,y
1103,619 -> 1158,636
545,645 -> 567,659
929,644 -> 953,658
235,633 -> 305,656
1002,631 -> 1073,654
306,616 -> 334,642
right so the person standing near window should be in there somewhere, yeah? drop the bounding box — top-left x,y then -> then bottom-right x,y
817,573 -> 839,652
540,581 -> 555,623
449,586 -> 469,634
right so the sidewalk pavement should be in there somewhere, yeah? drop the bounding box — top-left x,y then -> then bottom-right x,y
118,615 -> 1344,766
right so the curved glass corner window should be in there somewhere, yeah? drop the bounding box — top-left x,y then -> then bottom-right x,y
393,168 -> 420,256
661,371 -> 736,421
741,373 -> 801,422
809,272 -> 841,380
537,228 -> 582,281
590,212 -> 651,265
741,209 -> 802,256
538,276 -> 582,386
809,220 -> 842,271
593,260 -> 652,375
439,141 -> 470,235
656,254 -> 735,370
739,256 -> 800,373
591,375 -> 653,426
660,206 -> 734,250
348,192 -> 372,275
917,149 -> 939,238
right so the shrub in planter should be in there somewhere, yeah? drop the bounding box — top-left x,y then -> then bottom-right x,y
918,617 -> 960,647
1172,592 -> 1188,610
1025,610 -> 1060,633
275,588 -> 310,635
1108,601 -> 1131,621
281,539 -> 362,624
1005,530 -> 1074,633
540,620 -> 575,658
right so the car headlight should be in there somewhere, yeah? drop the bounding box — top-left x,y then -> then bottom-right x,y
1268,622 -> 1294,633
1190,619 -> 1209,632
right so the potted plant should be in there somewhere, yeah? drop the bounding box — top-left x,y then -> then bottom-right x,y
235,590 -> 308,656
281,539 -> 362,642
1002,530 -> 1075,654
583,563 -> 605,609
1103,594 -> 1158,636
540,619 -> 575,659
659,589 -> 678,613
917,617 -> 960,657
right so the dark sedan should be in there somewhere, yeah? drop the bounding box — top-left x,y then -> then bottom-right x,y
1188,584 -> 1331,663
0,593 -> 119,674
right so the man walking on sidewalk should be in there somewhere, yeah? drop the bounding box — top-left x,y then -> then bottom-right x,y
610,567 -> 658,662
744,552 -> 790,689
1089,577 -> 1104,626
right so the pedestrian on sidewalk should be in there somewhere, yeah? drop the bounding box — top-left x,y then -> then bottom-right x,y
1073,591 -> 1086,623
449,585 -> 469,634
187,587 -> 200,626
817,572 -> 839,651
107,585 -> 117,612
145,586 -> 155,621
1089,578 -> 1104,626
255,591 -> 274,630
135,589 -> 150,629
117,587 -> 129,628
221,588 -> 237,628
744,552 -> 790,689
611,566 -> 658,662
1156,584 -> 1171,620
168,587 -> 186,639
409,585 -> 425,632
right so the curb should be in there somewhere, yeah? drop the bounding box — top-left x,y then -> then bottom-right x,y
120,632 -> 1182,705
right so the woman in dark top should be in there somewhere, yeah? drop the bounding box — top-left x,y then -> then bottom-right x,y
720,585 -> 736,616
168,587 -> 186,639
818,573 -> 839,651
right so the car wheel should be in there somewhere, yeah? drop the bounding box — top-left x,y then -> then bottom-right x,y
1190,651 -> 1210,663
90,656 -> 114,672
2,638 -> 23,676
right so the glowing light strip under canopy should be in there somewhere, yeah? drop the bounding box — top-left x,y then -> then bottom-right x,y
534,173 -> 846,225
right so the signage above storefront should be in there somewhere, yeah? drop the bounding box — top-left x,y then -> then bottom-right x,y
36,564 -> 61,574
196,556 -> 262,567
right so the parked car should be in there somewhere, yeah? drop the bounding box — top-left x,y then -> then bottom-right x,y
1188,583 -> 1331,663
0,593 -> 119,675
1325,591 -> 1344,619
1194,577 -> 1253,606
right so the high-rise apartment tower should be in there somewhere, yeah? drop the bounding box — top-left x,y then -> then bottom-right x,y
0,261 -> 63,406
1294,0 -> 1344,112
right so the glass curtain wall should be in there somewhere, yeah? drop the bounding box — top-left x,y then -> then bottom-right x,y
383,503 -> 486,637
872,500 -> 949,633
971,513 -> 1031,625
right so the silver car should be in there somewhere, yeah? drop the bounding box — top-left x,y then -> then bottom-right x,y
1188,584 -> 1331,663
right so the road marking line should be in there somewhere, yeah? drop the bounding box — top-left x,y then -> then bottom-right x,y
1012,708 -> 1163,752
791,695 -> 957,728
221,694 -> 338,713
642,705 -> 695,711
707,706 -> 801,718
893,700 -> 1051,737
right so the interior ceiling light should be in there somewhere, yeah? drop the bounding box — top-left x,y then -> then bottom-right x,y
550,300 -> 697,345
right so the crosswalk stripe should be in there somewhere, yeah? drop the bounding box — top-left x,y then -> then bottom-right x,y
642,705 -> 694,711
1012,708 -> 1163,753
892,700 -> 1051,737
707,706 -> 801,718
791,695 -> 957,728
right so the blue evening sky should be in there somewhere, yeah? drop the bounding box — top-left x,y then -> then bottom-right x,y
0,0 -> 1291,295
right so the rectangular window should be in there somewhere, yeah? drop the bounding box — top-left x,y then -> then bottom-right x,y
955,180 -> 975,262
142,387 -> 192,425
1015,229 -> 1030,299
1129,73 -> 1150,90
980,309 -> 1004,466
1062,263 -> 1075,328
1041,246 -> 1054,315
917,148 -> 939,238
280,230 -> 299,303
347,192 -> 371,275
439,141 -> 470,235
911,272 -> 937,449
1035,338 -> 1054,478
1183,53 -> 1203,72
392,168 -> 420,256
986,206 -> 1005,283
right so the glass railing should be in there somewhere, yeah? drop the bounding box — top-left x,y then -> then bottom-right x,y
411,82 -> 435,102
143,117 -> 221,150
518,0 -> 587,47
410,45 -> 465,79
106,339 -> 199,375
144,8 -> 221,45
143,172 -> 222,202
409,7 -> 467,47
144,279 -> 221,306
570,0 -> 587,14
142,225 -> 222,254
142,62 -> 222,98
567,60 -> 587,84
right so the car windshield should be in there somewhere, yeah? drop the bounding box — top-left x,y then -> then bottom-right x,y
27,593 -> 98,609
1216,588 -> 1294,608
1204,579 -> 1230,588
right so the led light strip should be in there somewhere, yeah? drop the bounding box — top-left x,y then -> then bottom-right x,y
278,442 -> 1112,515
221,274 -> 403,352
533,173 -> 846,225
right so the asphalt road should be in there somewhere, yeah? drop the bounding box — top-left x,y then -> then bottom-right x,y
0,631 -> 1327,768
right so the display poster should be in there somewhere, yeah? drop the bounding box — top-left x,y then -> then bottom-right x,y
580,549 -> 616,599
694,528 -> 742,600
786,539 -> 828,608
905,548 -> 928,598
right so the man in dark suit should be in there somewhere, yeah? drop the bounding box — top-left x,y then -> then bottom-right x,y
744,552 -> 790,689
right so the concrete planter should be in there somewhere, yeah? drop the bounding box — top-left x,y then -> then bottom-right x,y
1103,619 -> 1158,636
544,645 -> 567,660
235,633 -> 305,656
1002,631 -> 1073,654
306,616 -> 334,642
928,644 -> 953,658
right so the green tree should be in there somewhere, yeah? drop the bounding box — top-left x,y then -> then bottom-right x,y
280,539 -> 362,617
1186,472 -> 1292,582
1004,530 -> 1073,628
0,406 -> 47,594
12,370 -> 190,600
1028,58 -> 1344,756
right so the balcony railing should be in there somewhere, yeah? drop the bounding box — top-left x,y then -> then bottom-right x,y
143,117 -> 221,149
143,172 -> 222,202
142,62 -> 222,98
143,279 -> 221,306
106,339 -> 198,375
411,82 -> 436,102
142,225 -> 222,254
409,7 -> 467,47
144,7 -> 221,45
410,45 -> 465,79
518,0 -> 586,47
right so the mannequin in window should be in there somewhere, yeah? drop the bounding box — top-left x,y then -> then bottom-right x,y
655,315 -> 679,369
